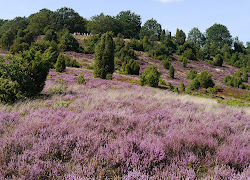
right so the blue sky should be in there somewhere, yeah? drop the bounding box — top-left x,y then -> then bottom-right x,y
0,0 -> 249,43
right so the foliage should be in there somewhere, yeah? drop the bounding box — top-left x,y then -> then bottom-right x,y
55,54 -> 67,72
187,69 -> 198,80
77,74 -> 85,84
65,58 -> 80,68
58,31 -> 79,52
188,27 -> 206,47
139,18 -> 162,41
94,32 -> 115,79
183,48 -> 196,60
0,50 -> 50,103
175,29 -> 186,45
179,82 -> 185,92
169,65 -> 175,79
148,43 -> 170,60
87,13 -> 121,35
140,65 -> 160,87
44,29 -> 58,42
182,57 -> 188,68
83,34 -> 101,54
0,30 -> 15,49
217,98 -> 250,107
142,36 -> 150,51
188,71 -> 214,90
53,7 -> 87,33
127,38 -> 143,51
115,10 -> 141,39
162,58 -> 171,69
214,54 -> 224,66
159,78 -> 166,85
206,23 -> 232,48
122,59 -> 140,75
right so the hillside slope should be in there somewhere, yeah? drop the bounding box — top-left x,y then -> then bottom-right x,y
0,67 -> 249,179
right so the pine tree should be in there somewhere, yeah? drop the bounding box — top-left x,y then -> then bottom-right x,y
94,32 -> 115,79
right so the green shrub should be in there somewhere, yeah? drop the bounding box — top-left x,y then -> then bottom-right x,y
44,29 -> 57,42
242,70 -> 248,83
77,74 -> 85,84
168,83 -> 174,91
174,87 -> 179,93
54,100 -> 71,108
122,59 -> 140,75
162,58 -> 171,69
187,69 -> 198,80
169,65 -> 175,78
182,48 -> 195,60
159,78 -> 166,85
224,75 -> 232,86
188,71 -> 214,90
128,38 -> 143,51
179,82 -> 185,92
182,57 -> 188,68
58,32 -> 79,52
115,45 -> 136,63
197,71 -> 215,89
83,34 -> 101,54
94,32 -> 115,79
206,87 -> 218,95
214,54 -> 223,66
48,84 -> 66,94
65,58 -> 80,68
140,65 -> 160,87
0,50 -> 50,103
106,73 -> 112,80
55,54 -> 66,72
188,77 -> 200,90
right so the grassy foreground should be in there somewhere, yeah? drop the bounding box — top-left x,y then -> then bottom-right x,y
0,68 -> 249,179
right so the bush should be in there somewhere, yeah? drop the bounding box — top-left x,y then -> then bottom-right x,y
65,58 -> 80,68
159,78 -> 166,85
214,54 -> 223,66
58,32 -> 79,52
140,65 -> 160,87
168,83 -> 174,91
188,71 -> 214,90
242,70 -> 248,83
94,32 -> 115,79
197,71 -> 215,89
77,74 -> 85,84
122,59 -> 140,75
162,58 -> 171,69
182,48 -> 195,60
128,38 -> 143,51
224,75 -> 232,86
116,45 -> 136,62
182,57 -> 188,68
169,65 -> 175,79
83,34 -> 101,54
148,43 -> 170,60
187,69 -> 197,80
206,87 -> 218,95
106,73 -> 112,80
55,54 -> 67,72
179,82 -> 185,92
0,50 -> 50,103
188,77 -> 200,90
44,29 -> 57,42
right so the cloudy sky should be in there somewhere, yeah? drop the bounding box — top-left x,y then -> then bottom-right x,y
0,0 -> 249,43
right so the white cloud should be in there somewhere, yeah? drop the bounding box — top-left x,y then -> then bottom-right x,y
155,0 -> 183,3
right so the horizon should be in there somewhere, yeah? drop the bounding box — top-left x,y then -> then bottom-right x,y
0,0 -> 250,44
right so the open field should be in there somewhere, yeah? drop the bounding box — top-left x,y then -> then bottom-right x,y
0,67 -> 249,179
